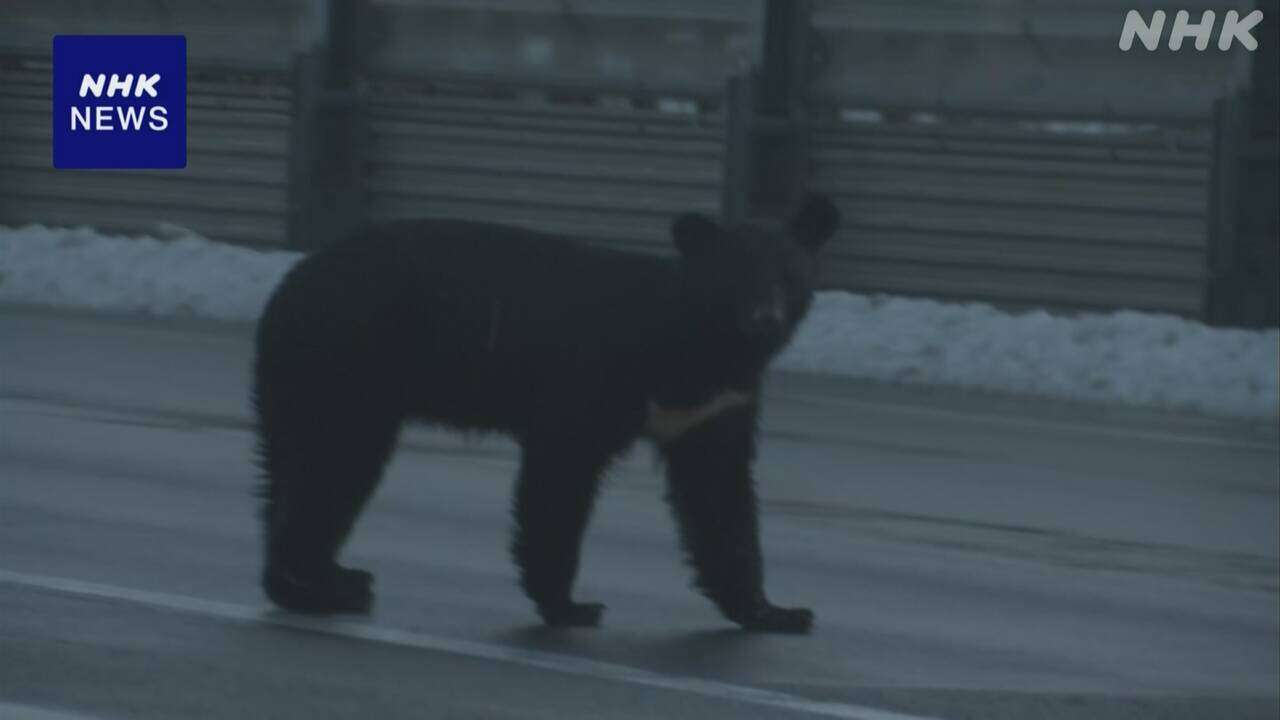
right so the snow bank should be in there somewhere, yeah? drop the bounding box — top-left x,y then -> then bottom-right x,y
778,293 -> 1277,419
0,224 -> 296,322
2,224 -> 1276,418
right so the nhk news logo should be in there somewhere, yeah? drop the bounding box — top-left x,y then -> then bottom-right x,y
53,35 -> 186,169
1119,9 -> 1264,51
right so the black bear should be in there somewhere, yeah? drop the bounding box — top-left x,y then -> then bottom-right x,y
253,194 -> 838,633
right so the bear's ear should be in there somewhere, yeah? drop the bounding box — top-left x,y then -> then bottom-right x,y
671,213 -> 720,257
790,193 -> 839,248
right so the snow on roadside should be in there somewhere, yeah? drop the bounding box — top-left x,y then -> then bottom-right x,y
778,293 -> 1277,419
2,224 -> 1276,418
0,224 -> 296,322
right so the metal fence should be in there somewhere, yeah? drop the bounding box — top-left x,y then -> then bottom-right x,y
0,60 -> 293,245
362,83 -> 725,255
1,0 -> 1274,324
808,115 -> 1212,315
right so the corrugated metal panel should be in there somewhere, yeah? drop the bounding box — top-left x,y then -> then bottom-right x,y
0,55 -> 293,246
364,0 -> 758,97
365,88 -> 724,253
0,0 -> 314,70
810,118 -> 1212,316
808,0 -> 1253,120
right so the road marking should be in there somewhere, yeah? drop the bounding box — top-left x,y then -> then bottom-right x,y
0,702 -> 102,720
0,569 -> 937,720
777,390 -> 1278,452
6,383 -> 1275,453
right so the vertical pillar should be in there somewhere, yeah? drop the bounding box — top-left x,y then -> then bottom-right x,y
287,0 -> 365,250
721,73 -> 755,224
1206,2 -> 1278,327
721,0 -> 810,224
1206,95 -> 1244,323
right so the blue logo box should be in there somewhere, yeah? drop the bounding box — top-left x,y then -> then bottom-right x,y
52,35 -> 187,169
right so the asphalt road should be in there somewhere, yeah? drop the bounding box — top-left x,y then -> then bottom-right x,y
2,308 -> 1277,719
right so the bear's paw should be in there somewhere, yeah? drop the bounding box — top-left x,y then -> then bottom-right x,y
539,600 -> 607,628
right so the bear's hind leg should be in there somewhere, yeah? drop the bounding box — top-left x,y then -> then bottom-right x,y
261,409 -> 399,615
511,440 -> 608,627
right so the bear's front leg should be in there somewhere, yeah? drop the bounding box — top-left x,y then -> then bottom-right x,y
511,439 -> 608,627
661,402 -> 814,634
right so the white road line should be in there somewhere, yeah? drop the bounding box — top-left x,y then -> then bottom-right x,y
0,569 -> 938,720
0,702 -> 102,720
777,391 -> 1278,451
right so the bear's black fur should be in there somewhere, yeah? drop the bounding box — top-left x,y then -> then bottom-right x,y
253,194 -> 839,632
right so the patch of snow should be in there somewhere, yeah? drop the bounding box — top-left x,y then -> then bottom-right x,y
2,224 -> 1276,418
656,97 -> 697,115
522,36 -> 554,67
0,224 -> 296,322
1033,119 -> 1163,136
838,108 -> 883,125
778,292 -> 1278,419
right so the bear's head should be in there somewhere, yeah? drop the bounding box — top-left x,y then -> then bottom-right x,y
669,193 -> 839,364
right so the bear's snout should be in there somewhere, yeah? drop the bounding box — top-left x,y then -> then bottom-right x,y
745,305 -> 785,339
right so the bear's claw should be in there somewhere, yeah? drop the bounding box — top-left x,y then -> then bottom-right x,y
736,604 -> 814,634
263,564 -> 374,615
539,601 -> 606,628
